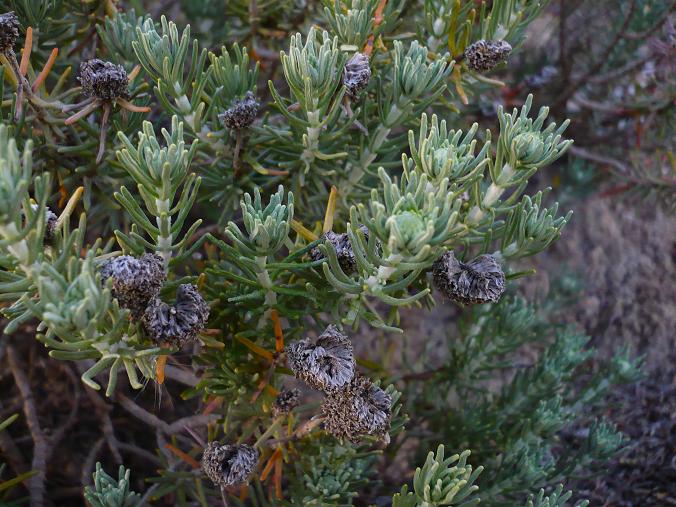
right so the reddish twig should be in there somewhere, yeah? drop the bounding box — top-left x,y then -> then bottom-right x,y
363,0 -> 388,57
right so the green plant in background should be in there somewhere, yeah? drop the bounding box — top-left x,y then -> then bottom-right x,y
83,463 -> 140,507
0,0 -> 643,505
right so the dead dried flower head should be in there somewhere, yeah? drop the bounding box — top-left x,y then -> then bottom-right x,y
285,324 -> 355,391
310,225 -> 372,274
219,91 -> 259,130
433,251 -> 506,305
0,12 -> 19,54
100,253 -> 165,318
79,59 -> 130,101
201,442 -> 259,488
142,283 -> 210,346
464,39 -> 512,72
272,388 -> 301,417
343,52 -> 371,99
321,375 -> 392,443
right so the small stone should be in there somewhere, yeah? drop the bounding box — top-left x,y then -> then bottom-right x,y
79,59 -> 130,101
343,52 -> 371,99
219,91 -> 259,130
310,225 -> 372,275
142,284 -> 209,346
321,375 -> 392,443
0,12 -> 19,54
272,388 -> 301,417
464,39 -> 512,72
432,251 -> 506,305
201,442 -> 259,488
285,325 -> 355,391
100,253 -> 165,318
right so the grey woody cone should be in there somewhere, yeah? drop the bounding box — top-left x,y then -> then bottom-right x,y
0,12 -> 19,54
432,251 -> 506,305
464,39 -> 512,72
201,442 -> 259,488
219,91 -> 259,130
142,283 -> 209,346
78,59 -> 130,101
343,52 -> 371,99
100,253 -> 165,318
310,225 -> 373,275
321,375 -> 392,443
272,388 -> 301,417
285,324 -> 355,391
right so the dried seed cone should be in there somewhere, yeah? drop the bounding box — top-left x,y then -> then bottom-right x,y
201,442 -> 259,488
100,253 -> 165,318
44,207 -> 58,241
433,251 -> 506,305
142,284 -> 210,347
286,325 -> 355,391
24,205 -> 58,242
310,225 -> 372,275
79,59 -> 130,101
464,39 -> 512,72
0,12 -> 19,54
321,375 -> 392,443
343,52 -> 371,99
272,388 -> 301,417
219,91 -> 259,130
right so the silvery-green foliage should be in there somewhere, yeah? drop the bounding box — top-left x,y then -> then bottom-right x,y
525,485 -> 589,507
83,463 -> 140,507
226,185 -> 293,257
392,445 -> 483,507
115,116 -> 201,263
0,1 -> 639,505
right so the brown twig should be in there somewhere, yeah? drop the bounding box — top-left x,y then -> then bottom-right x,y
84,385 -> 123,464
80,437 -> 104,489
117,393 -> 218,435
7,346 -> 47,507
96,102 -> 111,164
554,0 -> 637,107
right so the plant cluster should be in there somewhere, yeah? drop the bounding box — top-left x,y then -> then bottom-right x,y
0,0 -> 642,505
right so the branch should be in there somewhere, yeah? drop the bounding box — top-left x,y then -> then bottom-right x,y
554,0 -> 637,107
7,346 -> 47,507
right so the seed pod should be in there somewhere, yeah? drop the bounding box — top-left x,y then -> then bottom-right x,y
464,39 -> 512,72
432,251 -> 506,305
79,59 -> 130,101
272,388 -> 301,417
0,12 -> 19,54
142,284 -> 210,346
43,207 -> 58,241
321,375 -> 392,443
201,442 -> 259,488
219,91 -> 259,130
343,52 -> 371,99
310,225 -> 372,275
285,325 -> 355,391
23,205 -> 58,242
100,253 -> 165,318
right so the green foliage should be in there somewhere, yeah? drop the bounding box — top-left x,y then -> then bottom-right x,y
393,446 -> 482,507
83,463 -> 140,507
0,0 -> 643,505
